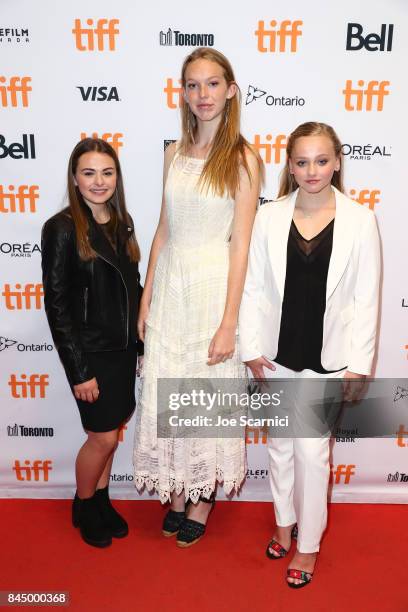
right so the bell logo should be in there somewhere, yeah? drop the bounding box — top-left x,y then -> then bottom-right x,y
396,425 -> 408,448
2,283 -> 44,310
118,423 -> 127,442
255,20 -> 303,53
343,80 -> 390,111
0,185 -> 39,213
8,374 -> 49,399
349,189 -> 381,210
346,23 -> 394,52
245,426 -> 267,444
330,464 -> 355,484
72,19 -> 119,51
252,134 -> 287,164
164,78 -> 183,109
0,134 -> 36,159
80,132 -> 123,155
0,76 -> 32,107
13,460 -> 52,482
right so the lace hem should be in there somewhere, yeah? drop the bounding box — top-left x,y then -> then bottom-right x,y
134,467 -> 244,504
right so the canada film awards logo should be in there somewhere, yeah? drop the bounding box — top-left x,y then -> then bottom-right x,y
0,242 -> 41,258
343,80 -> 390,111
255,20 -> 303,52
8,374 -> 49,399
0,27 -> 30,44
77,86 -> 120,102
342,143 -> 391,161
346,23 -> 394,52
7,424 -> 54,438
246,85 -> 305,108
0,185 -> 39,213
252,134 -> 287,164
13,460 -> 52,482
0,134 -> 36,159
1,283 -> 44,310
164,78 -> 183,109
330,464 -> 355,484
72,19 -> 119,51
80,132 -> 123,155
0,76 -> 32,107
349,189 -> 381,211
159,28 -> 214,47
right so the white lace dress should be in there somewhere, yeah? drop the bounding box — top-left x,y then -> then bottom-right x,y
133,151 -> 246,503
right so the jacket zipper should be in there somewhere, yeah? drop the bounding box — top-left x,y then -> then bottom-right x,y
83,287 -> 89,323
95,254 -> 129,347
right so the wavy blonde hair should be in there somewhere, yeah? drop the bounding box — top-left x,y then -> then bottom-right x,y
278,122 -> 344,198
180,47 -> 263,197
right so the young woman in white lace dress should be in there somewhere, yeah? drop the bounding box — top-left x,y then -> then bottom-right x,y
133,48 -> 262,546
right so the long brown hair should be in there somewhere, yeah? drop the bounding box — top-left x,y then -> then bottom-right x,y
67,138 -> 140,261
180,47 -> 263,197
278,122 -> 344,198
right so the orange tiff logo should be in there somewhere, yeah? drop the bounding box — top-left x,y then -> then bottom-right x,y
245,426 -> 267,444
255,20 -> 303,52
349,189 -> 381,210
343,80 -> 390,111
2,283 -> 44,309
330,464 -> 355,484
8,374 -> 49,399
80,132 -> 123,155
0,185 -> 39,213
0,76 -> 32,107
164,78 -> 183,109
252,134 -> 287,164
396,425 -> 408,447
13,460 -> 52,482
72,19 -> 119,51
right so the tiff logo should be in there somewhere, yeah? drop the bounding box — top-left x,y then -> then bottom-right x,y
255,20 -> 302,52
8,374 -> 49,399
330,464 -> 356,484
343,80 -> 390,111
396,425 -> 408,447
72,19 -> 119,51
0,76 -> 32,107
245,426 -> 267,445
80,132 -> 123,155
13,460 -> 52,482
252,134 -> 287,164
2,283 -> 44,309
0,185 -> 39,213
349,189 -> 381,210
164,78 -> 183,109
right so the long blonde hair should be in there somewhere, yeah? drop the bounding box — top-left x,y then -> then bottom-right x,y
180,47 -> 263,197
278,122 -> 344,198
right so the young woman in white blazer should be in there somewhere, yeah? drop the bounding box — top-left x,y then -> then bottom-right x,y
239,122 -> 380,588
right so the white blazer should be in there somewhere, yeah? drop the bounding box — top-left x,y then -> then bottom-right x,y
239,187 -> 381,375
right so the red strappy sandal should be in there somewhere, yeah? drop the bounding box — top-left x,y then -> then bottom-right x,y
265,524 -> 298,560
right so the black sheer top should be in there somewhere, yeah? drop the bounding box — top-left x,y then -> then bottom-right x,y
275,218 -> 346,373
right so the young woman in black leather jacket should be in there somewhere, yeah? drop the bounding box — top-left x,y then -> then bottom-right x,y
41,138 -> 143,548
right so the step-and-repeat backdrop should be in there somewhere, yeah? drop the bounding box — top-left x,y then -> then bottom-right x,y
1,0 -> 407,502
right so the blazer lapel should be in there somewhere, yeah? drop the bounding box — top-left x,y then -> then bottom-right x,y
326,187 -> 356,299
267,190 -> 297,299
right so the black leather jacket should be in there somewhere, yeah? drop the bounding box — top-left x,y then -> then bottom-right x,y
41,206 -> 143,386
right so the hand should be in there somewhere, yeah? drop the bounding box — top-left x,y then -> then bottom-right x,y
207,326 -> 236,366
137,299 -> 150,342
73,377 -> 99,403
342,370 -> 366,403
245,356 -> 276,380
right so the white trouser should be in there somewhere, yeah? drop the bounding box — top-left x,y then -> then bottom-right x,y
267,362 -> 345,553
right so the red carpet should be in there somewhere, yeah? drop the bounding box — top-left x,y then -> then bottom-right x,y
1,500 -> 406,611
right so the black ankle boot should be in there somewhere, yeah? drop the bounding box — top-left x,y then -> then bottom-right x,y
74,493 -> 112,548
94,486 -> 128,538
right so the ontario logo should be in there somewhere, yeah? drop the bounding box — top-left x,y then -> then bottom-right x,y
394,386 -> 408,402
246,84 -> 305,107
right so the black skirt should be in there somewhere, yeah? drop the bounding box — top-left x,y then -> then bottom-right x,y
75,344 -> 138,432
